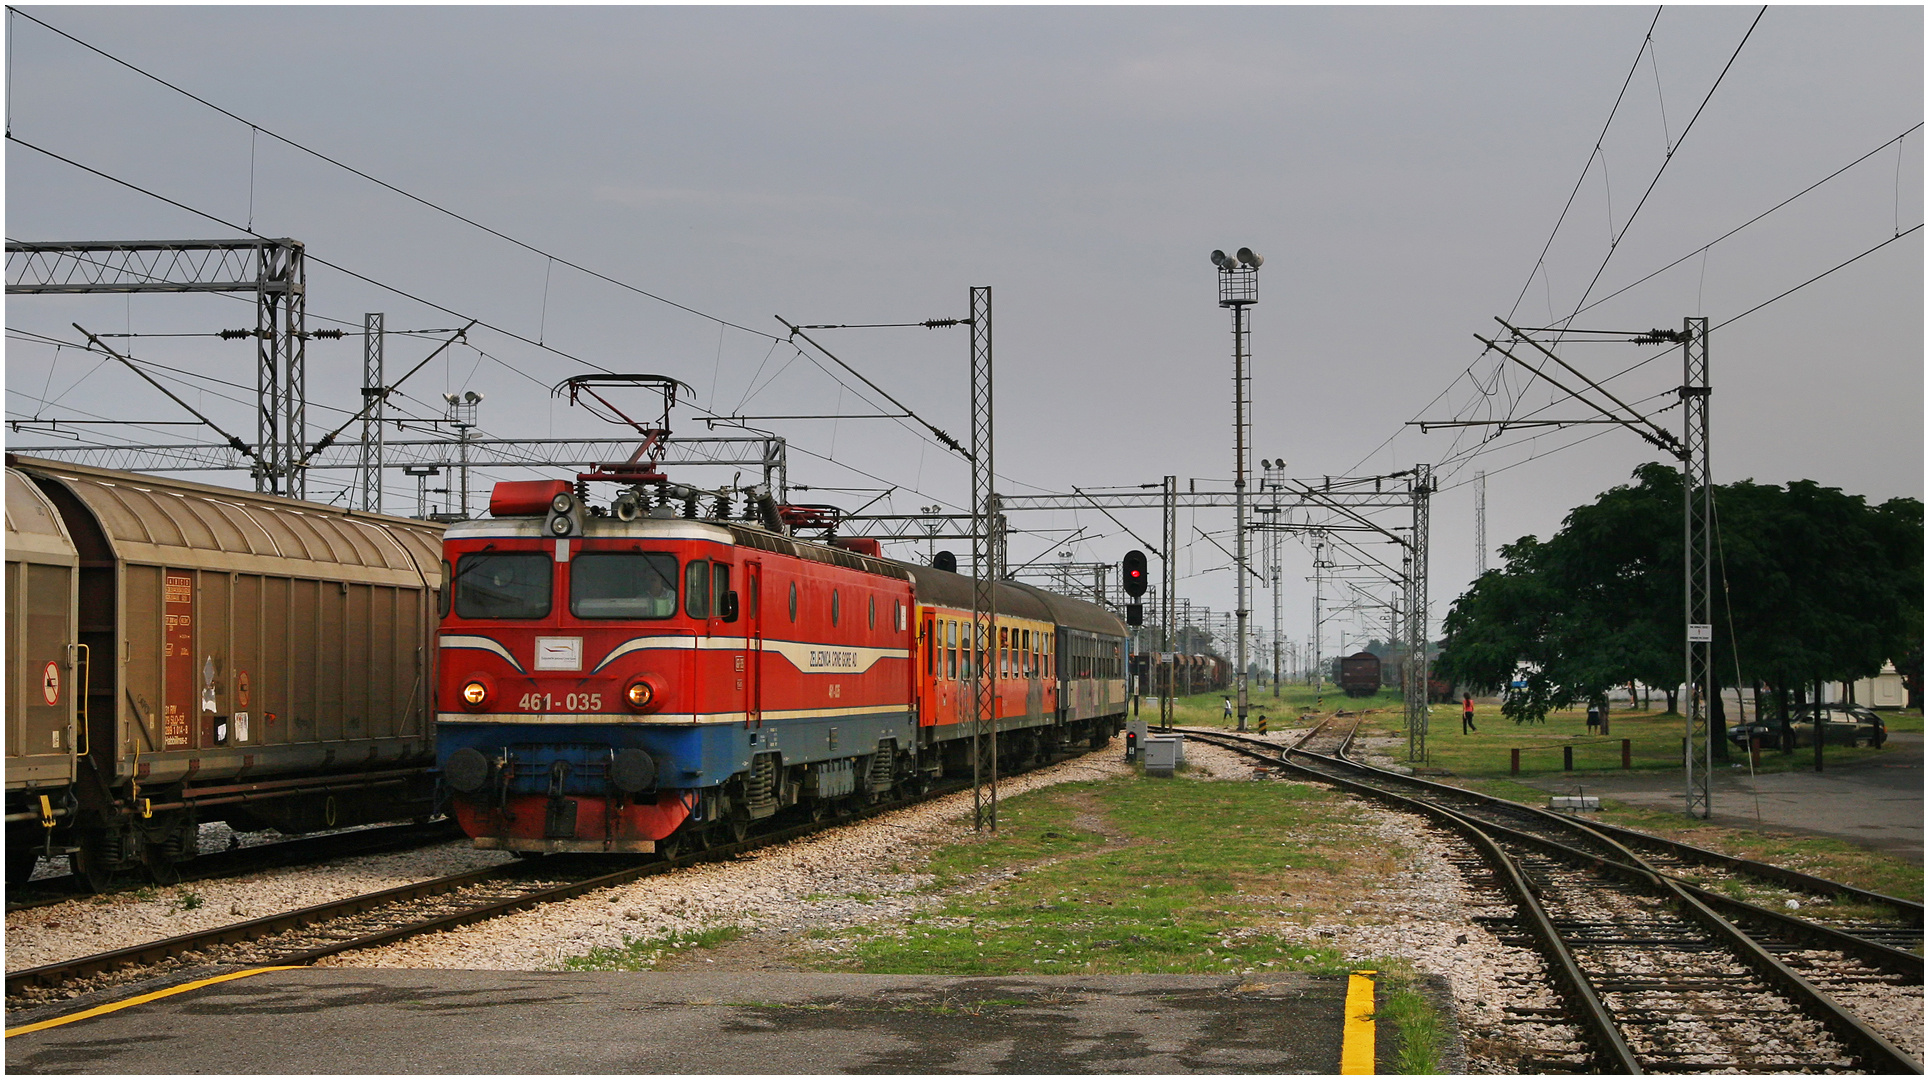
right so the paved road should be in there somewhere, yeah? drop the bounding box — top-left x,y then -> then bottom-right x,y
7,970 -> 1378,1074
1514,732 -> 1923,863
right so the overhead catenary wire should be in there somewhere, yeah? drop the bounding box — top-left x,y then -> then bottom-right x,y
6,8 -> 780,346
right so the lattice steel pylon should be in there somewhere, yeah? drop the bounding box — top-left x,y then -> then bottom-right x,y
969,286 -> 999,831
1683,317 -> 1713,818
1475,470 -> 1487,577
1406,465 -> 1432,763
358,313 -> 385,513
6,239 -> 310,498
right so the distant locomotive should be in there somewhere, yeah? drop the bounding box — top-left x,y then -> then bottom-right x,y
1335,652 -> 1383,698
435,477 -> 1127,855
5,457 -> 443,888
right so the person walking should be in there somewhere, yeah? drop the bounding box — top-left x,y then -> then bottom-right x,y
1222,696 -> 1233,720
1462,693 -> 1477,734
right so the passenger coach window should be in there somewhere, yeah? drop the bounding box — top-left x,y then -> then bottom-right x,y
455,552 -> 552,619
572,552 -> 678,618
685,561 -> 710,619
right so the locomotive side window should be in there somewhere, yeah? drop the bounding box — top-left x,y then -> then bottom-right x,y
685,560 -> 710,619
868,595 -> 876,631
712,564 -> 730,618
831,589 -> 840,627
438,560 -> 452,619
789,582 -> 798,622
571,552 -> 678,619
895,600 -> 905,633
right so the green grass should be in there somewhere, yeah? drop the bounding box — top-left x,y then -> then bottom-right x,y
1356,703 -> 1899,779
560,926 -> 742,971
1880,709 -> 1923,734
809,777 -> 1405,979
1377,977 -> 1444,1075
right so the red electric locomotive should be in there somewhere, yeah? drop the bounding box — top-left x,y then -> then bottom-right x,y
436,479 -> 1127,854
435,377 -> 1127,854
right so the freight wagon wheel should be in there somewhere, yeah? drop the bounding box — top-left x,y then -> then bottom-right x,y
70,842 -> 117,894
143,848 -> 183,886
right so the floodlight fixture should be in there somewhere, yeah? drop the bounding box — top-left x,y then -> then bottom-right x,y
1210,249 -> 1230,268
1237,247 -> 1264,268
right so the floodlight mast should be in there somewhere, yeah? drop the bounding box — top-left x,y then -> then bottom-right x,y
1213,247 -> 1261,731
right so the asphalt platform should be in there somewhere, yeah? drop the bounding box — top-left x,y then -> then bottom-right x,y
6,970 -> 1408,1074
1509,731 -> 1923,862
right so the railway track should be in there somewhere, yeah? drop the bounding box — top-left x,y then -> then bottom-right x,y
1178,719 -> 1922,1074
6,820 -> 466,913
6,751 -> 1076,1011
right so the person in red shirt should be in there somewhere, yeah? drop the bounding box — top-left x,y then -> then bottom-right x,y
1462,693 -> 1477,734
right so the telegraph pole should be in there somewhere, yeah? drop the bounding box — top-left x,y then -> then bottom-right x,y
1160,475 -> 1177,730
1406,464 -> 1432,763
1312,535 -> 1325,711
1212,247 -> 1261,732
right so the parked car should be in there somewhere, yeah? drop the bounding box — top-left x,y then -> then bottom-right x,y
1726,721 -> 1781,750
1730,706 -> 1886,749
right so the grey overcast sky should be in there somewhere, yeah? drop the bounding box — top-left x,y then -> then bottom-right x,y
5,5 -> 1921,657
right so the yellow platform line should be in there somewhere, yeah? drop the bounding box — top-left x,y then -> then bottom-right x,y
1341,968 -> 1377,1075
6,966 -> 299,1038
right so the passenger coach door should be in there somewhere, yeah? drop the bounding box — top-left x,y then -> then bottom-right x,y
745,562 -> 762,727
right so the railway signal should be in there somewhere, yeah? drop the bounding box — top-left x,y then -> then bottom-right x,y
1122,549 -> 1147,626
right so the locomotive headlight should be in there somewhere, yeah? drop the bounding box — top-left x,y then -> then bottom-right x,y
626,680 -> 655,710
549,515 -> 572,536
462,680 -> 489,708
550,492 -> 574,514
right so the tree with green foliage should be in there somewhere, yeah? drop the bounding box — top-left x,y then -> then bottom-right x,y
1435,464 -> 1921,738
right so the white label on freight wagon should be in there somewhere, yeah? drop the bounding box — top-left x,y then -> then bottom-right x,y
535,637 -> 584,671
234,712 -> 249,742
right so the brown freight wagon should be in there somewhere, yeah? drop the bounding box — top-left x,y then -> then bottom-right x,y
7,456 -> 444,888
6,468 -> 82,881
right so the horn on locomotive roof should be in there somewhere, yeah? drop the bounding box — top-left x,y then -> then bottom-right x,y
552,373 -> 697,488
